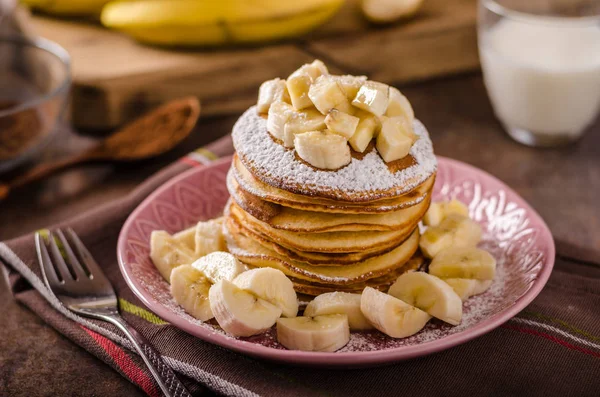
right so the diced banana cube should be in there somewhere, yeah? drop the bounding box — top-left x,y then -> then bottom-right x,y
376,117 -> 413,162
352,81 -> 389,116
305,59 -> 329,79
257,78 -> 290,114
349,110 -> 380,152
325,109 -> 359,139
283,108 -> 326,147
286,70 -> 313,110
308,75 -> 353,115
386,87 -> 414,123
267,101 -> 294,144
334,75 -> 367,100
294,130 -> 351,170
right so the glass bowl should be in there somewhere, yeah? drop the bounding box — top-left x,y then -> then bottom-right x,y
0,35 -> 71,173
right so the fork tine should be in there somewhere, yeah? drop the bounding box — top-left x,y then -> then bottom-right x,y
35,232 -> 62,288
47,231 -> 75,281
55,229 -> 89,280
65,228 -> 103,280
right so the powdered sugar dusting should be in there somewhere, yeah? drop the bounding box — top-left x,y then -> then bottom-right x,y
232,106 -> 437,200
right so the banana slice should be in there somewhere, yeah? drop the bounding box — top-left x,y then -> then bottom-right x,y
308,75 -> 353,115
304,292 -> 373,330
376,116 -> 414,162
349,110 -> 380,152
352,81 -> 389,116
170,265 -> 213,321
386,87 -> 414,123
419,214 -> 482,258
443,278 -> 493,301
209,280 -> 282,337
257,78 -> 290,114
195,217 -> 226,256
173,226 -> 196,251
267,101 -> 295,144
334,75 -> 367,100
423,199 -> 469,227
283,108 -> 327,146
294,130 -> 351,169
429,247 -> 496,280
360,287 -> 431,338
192,252 -> 248,284
304,60 -> 329,79
388,272 -> 463,325
150,231 -> 197,281
287,69 -> 314,110
361,0 -> 425,24
325,109 -> 360,139
233,268 -> 298,318
276,314 -> 350,352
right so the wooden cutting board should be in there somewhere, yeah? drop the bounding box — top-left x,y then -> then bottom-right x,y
26,0 -> 479,130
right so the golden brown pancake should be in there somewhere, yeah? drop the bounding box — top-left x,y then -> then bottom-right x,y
229,175 -> 432,233
230,155 -> 436,214
227,200 -> 417,253
224,218 -> 421,285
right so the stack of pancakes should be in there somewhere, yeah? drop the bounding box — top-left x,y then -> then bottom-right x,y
224,107 -> 437,296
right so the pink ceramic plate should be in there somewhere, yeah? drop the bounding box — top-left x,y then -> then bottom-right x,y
117,156 -> 555,367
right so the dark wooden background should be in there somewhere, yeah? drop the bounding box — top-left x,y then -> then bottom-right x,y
1,73 -> 599,396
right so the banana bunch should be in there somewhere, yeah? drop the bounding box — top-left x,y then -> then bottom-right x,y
100,0 -> 344,46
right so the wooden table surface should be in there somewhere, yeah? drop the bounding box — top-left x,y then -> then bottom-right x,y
1,73 -> 599,396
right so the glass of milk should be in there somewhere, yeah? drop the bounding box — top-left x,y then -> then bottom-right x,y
478,0 -> 600,147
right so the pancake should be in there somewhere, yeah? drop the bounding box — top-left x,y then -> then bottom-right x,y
227,200 -> 416,253
232,107 -> 437,202
290,255 -> 424,295
231,155 -> 436,214
226,207 -> 398,265
229,176 -> 432,232
224,219 -> 421,285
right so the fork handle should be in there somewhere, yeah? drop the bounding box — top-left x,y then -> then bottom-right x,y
105,315 -> 192,397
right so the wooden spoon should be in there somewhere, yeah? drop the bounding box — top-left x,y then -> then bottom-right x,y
0,96 -> 200,200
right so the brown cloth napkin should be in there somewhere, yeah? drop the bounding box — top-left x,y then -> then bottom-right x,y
2,134 -> 600,397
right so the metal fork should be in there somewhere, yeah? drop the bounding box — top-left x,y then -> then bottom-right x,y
35,228 -> 191,397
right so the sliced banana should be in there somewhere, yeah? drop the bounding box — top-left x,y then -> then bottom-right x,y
170,265 -> 213,321
257,78 -> 290,114
334,75 -> 367,101
429,246 -> 496,280
294,130 -> 351,169
286,68 -> 314,110
386,87 -> 414,123
419,214 -> 482,258
388,272 -> 463,325
276,314 -> 350,352
360,287 -> 431,338
209,280 -> 282,337
304,292 -> 373,330
150,230 -> 197,281
325,109 -> 360,139
308,75 -> 353,115
267,101 -> 294,144
349,110 -> 380,152
195,217 -> 226,256
283,108 -> 326,146
423,199 -> 469,227
192,252 -> 247,284
376,116 -> 414,162
352,81 -> 389,116
233,268 -> 298,318
173,226 -> 196,251
443,278 -> 493,301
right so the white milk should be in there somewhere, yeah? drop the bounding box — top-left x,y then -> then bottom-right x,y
480,18 -> 600,137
